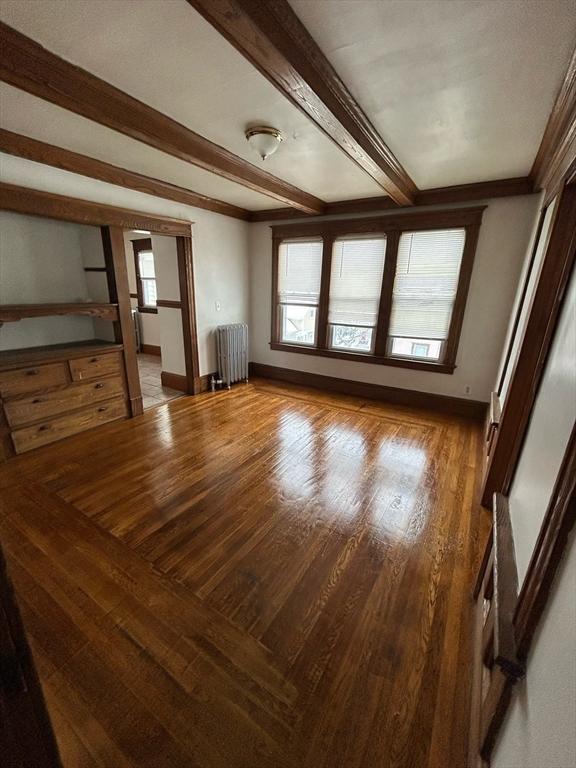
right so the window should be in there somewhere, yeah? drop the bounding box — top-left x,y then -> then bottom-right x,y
277,238 -> 322,346
132,238 -> 158,313
388,229 -> 466,361
328,235 -> 386,353
270,207 -> 482,373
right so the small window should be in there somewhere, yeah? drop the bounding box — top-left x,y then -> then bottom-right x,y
327,235 -> 386,354
388,229 -> 466,362
277,239 -> 323,346
132,239 -> 158,313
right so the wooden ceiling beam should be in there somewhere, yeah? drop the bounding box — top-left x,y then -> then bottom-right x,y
187,0 -> 417,206
248,177 -> 535,222
0,182 -> 192,236
0,21 -> 324,215
0,129 -> 251,221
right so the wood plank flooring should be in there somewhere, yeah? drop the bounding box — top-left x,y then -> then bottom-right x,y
0,378 -> 488,767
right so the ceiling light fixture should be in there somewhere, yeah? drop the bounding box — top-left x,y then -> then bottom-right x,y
245,126 -> 283,160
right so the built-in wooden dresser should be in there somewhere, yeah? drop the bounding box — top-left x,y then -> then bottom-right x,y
0,340 -> 130,459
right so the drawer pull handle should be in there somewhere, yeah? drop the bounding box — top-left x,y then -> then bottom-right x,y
90,357 -> 99,363
94,383 -> 104,389
38,425 -> 49,432
26,369 -> 39,376
98,407 -> 107,413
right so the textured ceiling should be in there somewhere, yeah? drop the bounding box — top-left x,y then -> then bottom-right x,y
0,0 -> 575,211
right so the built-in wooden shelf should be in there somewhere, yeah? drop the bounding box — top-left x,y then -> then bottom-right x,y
0,303 -> 119,322
0,340 -> 124,371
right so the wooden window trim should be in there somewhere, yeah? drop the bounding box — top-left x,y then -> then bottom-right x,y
132,238 -> 158,314
270,207 -> 485,373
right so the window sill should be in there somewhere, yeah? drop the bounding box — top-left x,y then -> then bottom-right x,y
269,342 -> 456,374
138,306 -> 158,314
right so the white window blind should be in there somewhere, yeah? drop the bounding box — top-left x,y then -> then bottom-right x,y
389,229 -> 466,340
328,235 -> 387,327
278,239 -> 323,305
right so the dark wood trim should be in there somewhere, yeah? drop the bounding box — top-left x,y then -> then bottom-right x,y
249,362 -> 487,419
496,206 -> 547,396
0,22 -> 323,214
531,45 -> 576,202
468,493 -> 524,765
156,299 -> 182,309
0,303 -> 118,322
0,182 -> 192,236
443,222 -> 480,367
132,238 -> 157,314
248,178 -> 534,222
160,370 -> 188,393
83,266 -> 107,273
0,545 -> 63,767
0,129 -> 250,221
316,234 -> 335,349
515,421 -> 576,658
270,207 -> 484,375
140,344 -> 161,357
374,230 -> 400,357
187,0 -> 416,205
101,226 -> 143,417
270,236 -> 281,348
271,206 -> 486,239
269,341 -> 456,374
177,236 -> 200,395
482,184 -> 576,506
416,177 -> 534,206
492,494 -> 524,680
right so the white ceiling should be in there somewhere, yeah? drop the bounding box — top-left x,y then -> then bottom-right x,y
0,0 -> 575,211
0,0 -> 382,206
290,0 -> 576,188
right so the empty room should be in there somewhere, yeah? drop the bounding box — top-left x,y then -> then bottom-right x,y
0,1 -> 575,767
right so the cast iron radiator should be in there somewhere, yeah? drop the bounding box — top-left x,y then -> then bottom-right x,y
216,323 -> 249,388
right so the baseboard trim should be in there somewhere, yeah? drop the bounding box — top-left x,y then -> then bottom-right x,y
193,372 -> 217,394
140,344 -> 161,356
249,362 -> 487,419
161,371 -> 188,392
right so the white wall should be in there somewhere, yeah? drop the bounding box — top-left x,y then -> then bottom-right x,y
497,194 -> 556,404
0,155 -> 250,375
508,267 -> 576,581
0,211 -> 100,349
492,262 -> 576,768
249,195 -> 540,401
493,531 -> 576,768
151,234 -> 185,376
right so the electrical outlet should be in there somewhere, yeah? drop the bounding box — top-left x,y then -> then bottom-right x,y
215,301 -> 221,312
464,385 -> 471,395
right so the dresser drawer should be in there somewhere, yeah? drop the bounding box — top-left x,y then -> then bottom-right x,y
4,376 -> 125,428
0,363 -> 69,398
69,352 -> 122,382
11,397 -> 128,454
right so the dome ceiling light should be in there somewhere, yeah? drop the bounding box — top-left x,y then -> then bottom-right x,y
245,126 -> 284,160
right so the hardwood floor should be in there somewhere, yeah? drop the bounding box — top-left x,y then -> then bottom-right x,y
0,378 -> 488,767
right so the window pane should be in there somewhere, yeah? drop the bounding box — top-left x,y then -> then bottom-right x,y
280,304 -> 317,345
139,250 -> 155,278
328,236 -> 386,328
142,278 -> 157,306
278,239 -> 322,306
330,324 -> 374,352
389,229 -> 465,342
389,337 -> 442,361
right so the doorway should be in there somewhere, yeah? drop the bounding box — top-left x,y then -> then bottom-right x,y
126,232 -> 193,410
